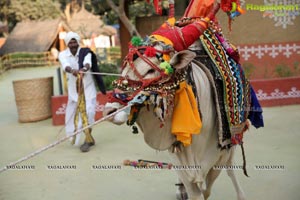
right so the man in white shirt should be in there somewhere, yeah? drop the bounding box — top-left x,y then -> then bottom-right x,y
58,31 -> 97,152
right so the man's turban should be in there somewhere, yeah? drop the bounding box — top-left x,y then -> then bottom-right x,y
64,31 -> 80,45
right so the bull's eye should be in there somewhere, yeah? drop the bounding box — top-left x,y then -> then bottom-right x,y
146,69 -> 155,74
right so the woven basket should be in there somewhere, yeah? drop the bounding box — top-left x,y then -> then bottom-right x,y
13,77 -> 53,122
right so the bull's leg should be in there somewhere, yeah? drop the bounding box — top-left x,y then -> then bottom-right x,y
203,168 -> 222,200
227,169 -> 246,200
226,148 -> 246,200
178,179 -> 204,200
175,182 -> 188,200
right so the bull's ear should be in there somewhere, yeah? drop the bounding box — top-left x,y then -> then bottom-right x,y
169,50 -> 196,70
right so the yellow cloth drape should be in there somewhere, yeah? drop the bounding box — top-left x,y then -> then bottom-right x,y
171,81 -> 202,146
73,74 -> 94,144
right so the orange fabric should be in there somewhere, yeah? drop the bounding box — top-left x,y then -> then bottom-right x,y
171,81 -> 202,146
184,0 -> 215,18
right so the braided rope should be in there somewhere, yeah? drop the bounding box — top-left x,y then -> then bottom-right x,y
0,104 -> 132,173
83,72 -> 122,77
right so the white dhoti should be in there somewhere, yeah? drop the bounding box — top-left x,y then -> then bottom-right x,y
65,98 -> 96,145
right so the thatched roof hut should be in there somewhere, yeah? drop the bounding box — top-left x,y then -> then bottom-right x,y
68,7 -> 117,38
0,19 -> 70,55
0,8 -> 117,55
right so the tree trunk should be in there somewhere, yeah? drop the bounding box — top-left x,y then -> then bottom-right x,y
64,3 -> 71,22
106,0 -> 140,37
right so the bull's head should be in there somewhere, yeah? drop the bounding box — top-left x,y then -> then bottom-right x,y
103,36 -> 197,126
103,36 -> 200,151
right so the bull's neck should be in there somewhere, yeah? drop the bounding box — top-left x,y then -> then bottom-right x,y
135,105 -> 176,151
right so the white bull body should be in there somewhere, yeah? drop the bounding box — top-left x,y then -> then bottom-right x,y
104,47 -> 247,200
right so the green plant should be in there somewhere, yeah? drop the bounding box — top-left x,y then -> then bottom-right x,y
275,64 -> 292,77
9,52 -> 46,59
98,61 -> 120,91
293,61 -> 300,75
109,46 -> 121,53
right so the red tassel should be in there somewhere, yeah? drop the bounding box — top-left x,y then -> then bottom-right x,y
153,0 -> 162,15
169,3 -> 174,18
221,0 -> 242,13
144,46 -> 157,57
221,0 -> 233,12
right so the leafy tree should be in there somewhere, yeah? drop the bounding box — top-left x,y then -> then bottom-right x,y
106,0 -> 140,36
0,0 -> 61,33
57,0 -> 118,24
104,0 -> 189,35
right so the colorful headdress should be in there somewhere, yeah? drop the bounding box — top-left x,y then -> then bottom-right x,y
148,0 -> 220,52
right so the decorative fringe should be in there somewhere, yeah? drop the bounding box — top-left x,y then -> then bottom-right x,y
171,141 -> 183,153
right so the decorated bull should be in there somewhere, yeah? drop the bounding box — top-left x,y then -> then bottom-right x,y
104,0 -> 263,199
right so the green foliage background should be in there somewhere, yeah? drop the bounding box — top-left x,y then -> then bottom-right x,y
0,0 -> 61,33
98,61 -> 120,91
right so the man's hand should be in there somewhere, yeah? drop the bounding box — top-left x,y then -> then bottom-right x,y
71,69 -> 79,77
65,66 -> 79,77
79,64 -> 90,76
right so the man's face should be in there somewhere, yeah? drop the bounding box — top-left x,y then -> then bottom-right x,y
68,39 -> 79,55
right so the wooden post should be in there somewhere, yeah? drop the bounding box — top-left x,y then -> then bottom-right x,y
58,25 -> 68,94
119,3 -> 130,60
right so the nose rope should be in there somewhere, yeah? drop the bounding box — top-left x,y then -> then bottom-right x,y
82,72 -> 122,77
123,47 -> 166,81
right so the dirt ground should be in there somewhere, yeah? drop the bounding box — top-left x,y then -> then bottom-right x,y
0,66 -> 299,200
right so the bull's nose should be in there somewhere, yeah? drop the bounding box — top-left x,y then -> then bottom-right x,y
104,108 -> 117,116
103,102 -> 119,117
103,103 -> 128,125
112,111 -> 128,125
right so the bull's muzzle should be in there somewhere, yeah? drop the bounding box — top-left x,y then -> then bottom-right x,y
103,102 -> 128,125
